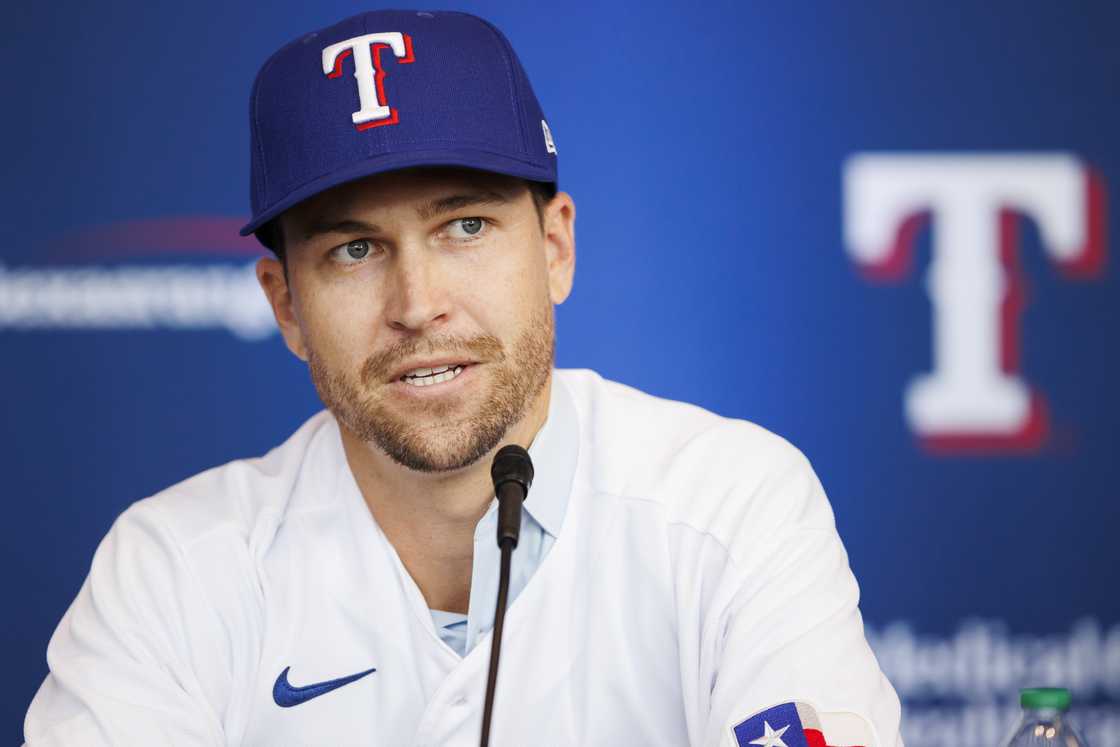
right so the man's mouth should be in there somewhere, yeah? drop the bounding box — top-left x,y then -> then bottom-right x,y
400,364 -> 467,387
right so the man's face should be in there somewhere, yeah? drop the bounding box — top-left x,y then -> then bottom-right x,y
258,168 -> 575,473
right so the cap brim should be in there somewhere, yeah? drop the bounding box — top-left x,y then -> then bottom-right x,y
240,148 -> 556,237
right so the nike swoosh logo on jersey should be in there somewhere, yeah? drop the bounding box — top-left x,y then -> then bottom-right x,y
272,665 -> 377,707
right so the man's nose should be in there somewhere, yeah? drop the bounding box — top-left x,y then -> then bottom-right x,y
384,246 -> 450,332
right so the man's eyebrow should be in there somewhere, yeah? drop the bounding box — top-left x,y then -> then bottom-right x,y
298,190 -> 513,239
416,190 -> 512,221
301,219 -> 381,241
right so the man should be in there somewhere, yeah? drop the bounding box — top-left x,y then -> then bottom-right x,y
25,10 -> 903,747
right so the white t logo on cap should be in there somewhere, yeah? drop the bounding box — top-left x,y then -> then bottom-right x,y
322,33 -> 415,129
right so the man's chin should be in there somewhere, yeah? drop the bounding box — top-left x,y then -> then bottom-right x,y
332,405 -> 499,473
378,429 -> 502,474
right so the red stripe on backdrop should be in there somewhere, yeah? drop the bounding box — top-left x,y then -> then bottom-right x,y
50,216 -> 265,261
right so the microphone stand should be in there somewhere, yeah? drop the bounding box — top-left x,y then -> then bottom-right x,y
479,445 -> 533,747
479,538 -> 514,745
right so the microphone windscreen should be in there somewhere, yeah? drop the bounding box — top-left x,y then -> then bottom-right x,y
490,444 -> 534,493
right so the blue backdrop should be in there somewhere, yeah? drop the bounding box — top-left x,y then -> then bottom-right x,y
4,2 -> 1118,745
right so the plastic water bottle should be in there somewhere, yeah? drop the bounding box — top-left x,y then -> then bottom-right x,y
1004,688 -> 1088,747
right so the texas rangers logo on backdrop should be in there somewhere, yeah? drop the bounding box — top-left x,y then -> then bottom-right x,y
843,153 -> 1107,454
323,32 -> 415,129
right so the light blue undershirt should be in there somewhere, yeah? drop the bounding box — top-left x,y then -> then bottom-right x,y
429,378 -> 578,658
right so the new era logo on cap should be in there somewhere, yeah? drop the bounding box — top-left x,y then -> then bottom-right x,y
542,120 -> 557,154
243,10 -> 558,240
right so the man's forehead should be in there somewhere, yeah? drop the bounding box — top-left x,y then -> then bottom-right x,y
285,167 -> 528,226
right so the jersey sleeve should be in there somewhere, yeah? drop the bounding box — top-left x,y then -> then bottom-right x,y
688,441 -> 904,747
24,501 -> 229,746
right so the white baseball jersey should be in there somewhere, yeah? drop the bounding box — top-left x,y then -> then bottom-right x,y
25,369 -> 903,746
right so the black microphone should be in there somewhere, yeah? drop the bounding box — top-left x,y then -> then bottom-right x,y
491,444 -> 534,548
479,444 -> 533,747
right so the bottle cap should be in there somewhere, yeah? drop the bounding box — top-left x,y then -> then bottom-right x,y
1020,688 -> 1071,710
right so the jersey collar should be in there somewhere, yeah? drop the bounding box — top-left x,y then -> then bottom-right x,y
522,372 -> 579,539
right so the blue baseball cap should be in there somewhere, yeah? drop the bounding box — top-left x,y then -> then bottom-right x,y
241,9 -> 558,241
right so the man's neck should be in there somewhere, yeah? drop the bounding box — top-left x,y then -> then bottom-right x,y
337,379 -> 552,614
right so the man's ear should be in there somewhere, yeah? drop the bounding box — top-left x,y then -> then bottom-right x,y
255,257 -> 308,361
543,191 -> 576,305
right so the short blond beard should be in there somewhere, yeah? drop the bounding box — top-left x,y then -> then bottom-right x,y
308,306 -> 554,472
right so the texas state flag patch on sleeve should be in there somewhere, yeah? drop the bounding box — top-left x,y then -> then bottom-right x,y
731,701 -> 867,747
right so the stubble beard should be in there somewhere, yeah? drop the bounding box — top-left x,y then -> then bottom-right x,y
307,306 -> 555,473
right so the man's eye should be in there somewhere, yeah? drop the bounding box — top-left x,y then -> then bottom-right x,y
345,239 -> 371,259
332,239 -> 373,263
449,217 -> 486,238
